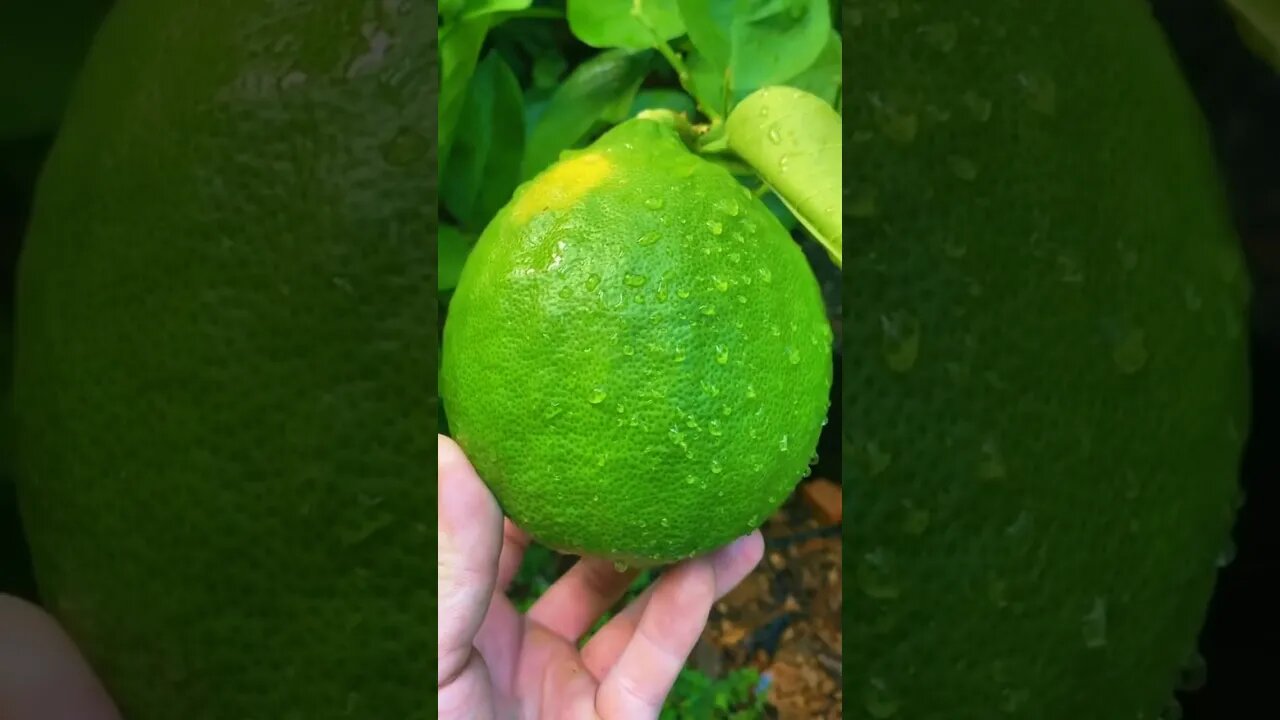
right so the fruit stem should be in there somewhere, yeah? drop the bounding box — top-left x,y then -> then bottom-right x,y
635,108 -> 700,151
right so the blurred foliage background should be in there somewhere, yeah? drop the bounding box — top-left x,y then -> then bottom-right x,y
0,0 -> 1276,717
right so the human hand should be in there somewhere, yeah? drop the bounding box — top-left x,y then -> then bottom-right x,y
437,435 -> 765,719
0,594 -> 120,720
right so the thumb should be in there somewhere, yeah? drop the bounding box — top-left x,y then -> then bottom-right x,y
436,435 -> 503,713
0,594 -> 121,720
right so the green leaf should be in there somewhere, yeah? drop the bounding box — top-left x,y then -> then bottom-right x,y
440,16 -> 493,169
521,49 -> 653,178
454,0 -> 534,21
442,52 -> 526,230
726,85 -> 841,266
439,225 -> 474,294
762,186 -> 798,231
676,0 -> 733,67
628,89 -> 698,117
688,47 -> 730,118
465,0 -> 535,20
1226,0 -> 1280,70
675,0 -> 830,113
532,51 -> 569,87
0,0 -> 113,140
439,0 -> 467,19
784,29 -> 841,106
731,0 -> 830,89
523,86 -> 555,137
567,0 -> 685,50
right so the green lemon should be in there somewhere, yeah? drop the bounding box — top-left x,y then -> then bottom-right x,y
844,1 -> 1250,718
13,2 -> 434,719
441,117 -> 833,566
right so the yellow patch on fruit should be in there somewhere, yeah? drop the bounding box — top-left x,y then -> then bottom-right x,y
511,152 -> 612,222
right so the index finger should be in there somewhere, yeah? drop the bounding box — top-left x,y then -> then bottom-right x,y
592,556 -> 720,718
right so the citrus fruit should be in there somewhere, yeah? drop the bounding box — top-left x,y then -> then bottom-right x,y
441,116 -> 833,566
844,1 -> 1250,718
13,2 -> 435,718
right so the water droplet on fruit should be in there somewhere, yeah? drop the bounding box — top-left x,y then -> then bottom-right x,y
710,459 -> 723,474
1177,651 -> 1207,691
712,276 -> 729,292
673,345 -> 687,362
622,344 -> 634,356
1183,284 -> 1203,311
1216,536 -> 1236,567
871,95 -> 918,144
1159,698 -> 1183,720
543,402 -> 563,420
1057,255 -> 1084,283
942,238 -> 967,258
962,91 -> 992,121
708,420 -> 723,437
637,231 -> 660,246
745,384 -> 757,399
988,577 -> 1010,608
864,677 -> 900,718
919,22 -> 957,52
866,441 -> 892,475
715,345 -> 729,364
701,305 -> 717,316
623,273 -> 647,287
715,198 -> 741,216
848,184 -> 878,218
947,155 -> 979,181
757,267 -> 773,284
977,438 -> 1007,479
707,220 -> 724,235
1017,70 -> 1057,115
1112,328 -> 1148,374
786,346 -> 801,365
381,128 -> 428,166
779,434 -> 789,452
1005,511 -> 1034,537
585,274 -> 601,291
669,425 -> 687,445
613,561 -> 629,572
1000,687 -> 1030,713
644,197 -> 664,210
767,126 -> 783,144
1081,597 -> 1108,648
684,475 -> 696,485
858,549 -> 899,599
588,388 -> 607,404
902,502 -> 930,534
700,379 -> 719,397
880,312 -> 921,372
1119,242 -> 1139,271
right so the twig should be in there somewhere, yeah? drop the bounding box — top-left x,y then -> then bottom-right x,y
631,0 -> 723,123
